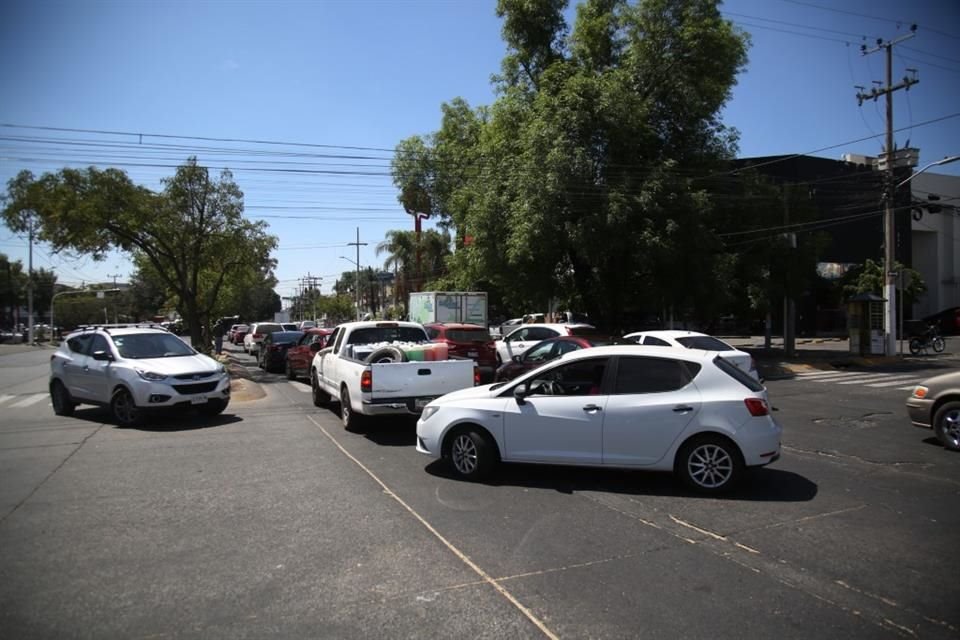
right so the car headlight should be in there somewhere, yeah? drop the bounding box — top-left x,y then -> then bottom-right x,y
136,368 -> 167,381
912,386 -> 928,399
421,405 -> 440,421
217,363 -> 227,376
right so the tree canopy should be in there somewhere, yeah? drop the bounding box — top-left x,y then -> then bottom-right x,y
392,0 -> 752,329
2,158 -> 278,348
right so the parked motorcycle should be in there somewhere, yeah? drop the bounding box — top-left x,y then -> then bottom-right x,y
909,324 -> 946,355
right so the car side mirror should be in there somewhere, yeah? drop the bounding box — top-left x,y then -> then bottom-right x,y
513,385 -> 527,406
512,355 -> 523,363
92,350 -> 113,362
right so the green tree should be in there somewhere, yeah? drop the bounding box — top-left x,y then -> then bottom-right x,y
843,258 -> 926,306
391,0 -> 749,329
1,158 -> 278,350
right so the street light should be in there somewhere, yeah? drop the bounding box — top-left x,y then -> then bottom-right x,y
340,255 -> 361,321
896,155 -> 960,189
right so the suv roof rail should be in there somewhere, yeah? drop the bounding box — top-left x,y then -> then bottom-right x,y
75,322 -> 168,334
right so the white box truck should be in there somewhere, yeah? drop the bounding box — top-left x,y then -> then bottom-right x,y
408,292 -> 488,326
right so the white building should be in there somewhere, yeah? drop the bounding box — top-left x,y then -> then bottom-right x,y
911,171 -> 960,319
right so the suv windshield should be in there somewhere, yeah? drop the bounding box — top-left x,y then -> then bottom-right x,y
113,333 -> 196,359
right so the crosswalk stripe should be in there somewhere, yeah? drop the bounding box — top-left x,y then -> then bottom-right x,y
836,376 -> 899,385
9,394 -> 49,408
0,394 -> 14,406
287,381 -> 310,393
801,372 -> 882,382
867,378 -> 926,388
795,370 -> 847,378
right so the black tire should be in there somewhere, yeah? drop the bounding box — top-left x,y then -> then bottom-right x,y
909,338 -> 923,355
445,427 -> 498,481
340,386 -> 363,431
365,346 -> 408,364
198,398 -> 228,417
933,401 -> 960,451
285,360 -> 296,380
675,434 -> 744,494
50,380 -> 76,417
111,387 -> 141,427
311,371 -> 329,407
932,337 -> 946,353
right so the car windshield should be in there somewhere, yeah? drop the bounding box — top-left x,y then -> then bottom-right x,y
567,326 -> 599,336
270,331 -> 304,344
676,335 -> 734,351
255,323 -> 282,335
113,333 -> 196,359
445,329 -> 492,342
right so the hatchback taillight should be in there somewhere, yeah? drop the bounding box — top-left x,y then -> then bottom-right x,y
744,398 -> 769,416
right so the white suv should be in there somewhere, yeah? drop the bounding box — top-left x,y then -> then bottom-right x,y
49,325 -> 230,426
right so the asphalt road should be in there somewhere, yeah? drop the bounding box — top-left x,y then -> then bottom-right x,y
1,342 -> 958,639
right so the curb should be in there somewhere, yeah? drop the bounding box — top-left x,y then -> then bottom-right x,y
216,353 -> 268,402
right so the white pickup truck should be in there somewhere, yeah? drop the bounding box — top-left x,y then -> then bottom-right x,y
309,321 -> 477,429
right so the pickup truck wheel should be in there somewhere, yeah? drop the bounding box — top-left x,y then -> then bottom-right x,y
447,428 -> 497,481
340,387 -> 364,431
311,372 -> 329,407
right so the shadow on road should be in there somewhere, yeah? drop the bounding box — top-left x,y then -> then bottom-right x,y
424,459 -> 818,502
69,406 -> 242,431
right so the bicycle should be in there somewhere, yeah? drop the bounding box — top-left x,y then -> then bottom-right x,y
909,324 -> 945,355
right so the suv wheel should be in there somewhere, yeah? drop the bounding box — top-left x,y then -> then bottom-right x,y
50,380 -> 76,416
111,388 -> 141,427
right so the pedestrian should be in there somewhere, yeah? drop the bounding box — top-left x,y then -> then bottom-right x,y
212,318 -> 226,354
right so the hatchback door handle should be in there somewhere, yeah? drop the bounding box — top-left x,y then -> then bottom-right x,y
673,405 -> 693,412
583,404 -> 602,412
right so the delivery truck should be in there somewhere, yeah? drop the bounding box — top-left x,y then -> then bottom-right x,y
408,291 -> 488,326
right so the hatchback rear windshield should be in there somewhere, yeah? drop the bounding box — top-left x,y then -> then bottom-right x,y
567,326 -> 599,336
348,327 -> 427,344
676,336 -> 734,351
445,329 -> 492,342
713,355 -> 764,391
113,333 -> 195,359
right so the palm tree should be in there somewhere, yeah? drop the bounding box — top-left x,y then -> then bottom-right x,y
376,230 -> 416,310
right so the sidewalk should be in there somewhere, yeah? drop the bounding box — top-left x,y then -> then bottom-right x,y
723,335 -> 960,380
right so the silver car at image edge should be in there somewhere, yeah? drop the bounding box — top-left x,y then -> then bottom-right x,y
416,345 -> 781,494
906,369 -> 960,451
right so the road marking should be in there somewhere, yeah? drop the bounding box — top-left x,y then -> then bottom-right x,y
305,413 -> 559,640
10,394 -> 48,408
834,374 -> 902,385
799,372 -> 884,382
287,381 -> 310,393
0,394 -> 14,406
794,370 -> 847,377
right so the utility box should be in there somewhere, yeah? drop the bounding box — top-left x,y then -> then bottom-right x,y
408,292 -> 488,326
847,293 -> 885,356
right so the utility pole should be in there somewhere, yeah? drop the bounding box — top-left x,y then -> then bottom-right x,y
303,272 -> 322,321
107,272 -> 121,323
856,27 -> 919,356
346,228 -> 367,321
782,186 -> 796,358
27,214 -> 34,344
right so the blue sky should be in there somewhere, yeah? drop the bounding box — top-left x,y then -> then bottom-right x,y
1,0 -> 958,306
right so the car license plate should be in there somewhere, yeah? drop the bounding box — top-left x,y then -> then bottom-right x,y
467,351 -> 478,358
191,395 -> 208,405
415,397 -> 434,410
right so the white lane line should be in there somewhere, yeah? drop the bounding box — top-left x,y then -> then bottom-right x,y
10,394 -> 49,408
867,378 -> 926,388
0,394 -> 14,406
305,413 -> 559,640
287,381 -> 310,393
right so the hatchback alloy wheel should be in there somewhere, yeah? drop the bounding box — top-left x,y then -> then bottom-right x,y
677,435 -> 743,494
451,433 -> 478,475
447,428 -> 496,481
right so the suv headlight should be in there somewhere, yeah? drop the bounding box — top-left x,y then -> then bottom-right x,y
217,363 -> 227,376
421,405 -> 440,421
136,368 -> 167,381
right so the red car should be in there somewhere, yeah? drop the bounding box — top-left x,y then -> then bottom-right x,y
424,322 -> 497,382
493,334 -> 631,382
285,328 -> 332,380
230,324 -> 249,345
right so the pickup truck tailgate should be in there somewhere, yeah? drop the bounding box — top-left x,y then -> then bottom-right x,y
369,360 -> 474,400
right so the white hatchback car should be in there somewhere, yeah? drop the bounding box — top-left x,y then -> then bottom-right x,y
495,323 -> 596,365
417,345 -> 781,493
49,325 -> 230,426
624,330 -> 759,381
243,321 -> 283,355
